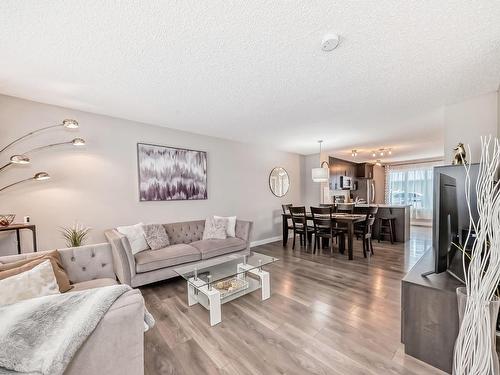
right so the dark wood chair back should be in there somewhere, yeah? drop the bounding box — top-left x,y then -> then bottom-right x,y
310,206 -> 333,230
364,216 -> 376,236
354,206 -> 369,214
320,203 -> 337,212
282,204 -> 293,214
337,204 -> 354,214
364,206 -> 378,220
289,206 -> 307,230
355,206 -> 378,229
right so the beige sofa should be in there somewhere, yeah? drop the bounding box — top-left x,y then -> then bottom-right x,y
105,219 -> 253,287
0,244 -> 145,375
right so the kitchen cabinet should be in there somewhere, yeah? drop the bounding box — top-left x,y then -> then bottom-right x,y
356,163 -> 374,179
329,157 -> 356,190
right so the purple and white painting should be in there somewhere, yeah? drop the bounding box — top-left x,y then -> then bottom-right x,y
137,143 -> 207,201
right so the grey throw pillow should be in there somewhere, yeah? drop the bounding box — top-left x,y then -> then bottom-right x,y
143,224 -> 170,250
202,217 -> 228,240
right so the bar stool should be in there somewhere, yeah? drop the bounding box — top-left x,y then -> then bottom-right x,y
377,209 -> 396,244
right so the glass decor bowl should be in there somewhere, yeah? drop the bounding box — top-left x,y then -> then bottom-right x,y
0,214 -> 15,226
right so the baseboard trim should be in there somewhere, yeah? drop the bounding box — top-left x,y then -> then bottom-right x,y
250,236 -> 282,248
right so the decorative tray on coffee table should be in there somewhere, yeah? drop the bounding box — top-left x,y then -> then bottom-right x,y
213,277 -> 249,299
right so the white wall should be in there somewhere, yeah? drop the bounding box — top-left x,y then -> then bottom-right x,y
0,95 -> 303,254
443,91 -> 499,163
300,153 -> 321,208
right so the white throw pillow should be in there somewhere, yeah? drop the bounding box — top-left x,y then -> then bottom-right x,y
117,223 -> 150,254
0,260 -> 60,306
202,217 -> 228,240
214,216 -> 237,237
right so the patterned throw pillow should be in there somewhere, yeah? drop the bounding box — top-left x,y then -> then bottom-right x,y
202,217 -> 228,240
0,260 -> 60,306
143,224 -> 170,250
214,216 -> 237,237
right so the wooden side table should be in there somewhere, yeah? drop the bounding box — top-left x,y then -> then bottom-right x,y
0,224 -> 37,254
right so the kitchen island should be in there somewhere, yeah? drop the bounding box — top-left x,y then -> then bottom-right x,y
355,204 -> 411,242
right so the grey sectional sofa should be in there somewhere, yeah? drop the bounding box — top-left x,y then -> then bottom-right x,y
105,219 -> 253,287
0,244 -> 145,375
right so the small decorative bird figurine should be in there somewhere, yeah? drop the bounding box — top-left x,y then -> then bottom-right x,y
452,143 -> 467,165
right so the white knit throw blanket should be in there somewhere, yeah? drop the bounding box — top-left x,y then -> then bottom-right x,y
0,285 -> 155,375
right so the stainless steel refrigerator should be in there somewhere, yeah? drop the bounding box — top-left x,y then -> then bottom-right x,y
352,179 -> 375,204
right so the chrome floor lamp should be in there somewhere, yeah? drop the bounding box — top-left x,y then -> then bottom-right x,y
0,119 -> 83,192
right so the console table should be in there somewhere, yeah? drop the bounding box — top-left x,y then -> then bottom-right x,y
0,224 -> 37,254
401,248 -> 463,373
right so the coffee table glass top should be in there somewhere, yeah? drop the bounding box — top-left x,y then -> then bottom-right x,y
173,251 -> 278,289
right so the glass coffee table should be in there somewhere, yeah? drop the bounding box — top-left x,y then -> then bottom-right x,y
174,251 -> 278,326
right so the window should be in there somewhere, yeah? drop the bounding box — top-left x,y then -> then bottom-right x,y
386,161 -> 441,221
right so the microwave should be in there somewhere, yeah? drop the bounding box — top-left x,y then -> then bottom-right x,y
340,176 -> 352,190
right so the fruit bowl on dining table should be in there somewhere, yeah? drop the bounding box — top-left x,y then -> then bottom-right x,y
0,214 -> 15,227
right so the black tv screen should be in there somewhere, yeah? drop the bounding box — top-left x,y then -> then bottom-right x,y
433,173 -> 459,274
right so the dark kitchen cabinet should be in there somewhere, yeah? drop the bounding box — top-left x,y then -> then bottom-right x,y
329,156 -> 353,190
356,163 -> 374,179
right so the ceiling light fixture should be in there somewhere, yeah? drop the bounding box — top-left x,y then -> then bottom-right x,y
351,149 -> 358,157
321,34 -> 340,52
372,151 -> 377,157
375,160 -> 382,167
312,140 -> 330,182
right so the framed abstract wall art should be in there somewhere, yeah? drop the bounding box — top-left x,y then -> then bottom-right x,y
137,143 -> 208,201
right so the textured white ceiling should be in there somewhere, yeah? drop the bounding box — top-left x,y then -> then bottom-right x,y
0,1 -> 499,157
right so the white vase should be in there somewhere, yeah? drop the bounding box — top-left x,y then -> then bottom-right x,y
453,287 -> 500,375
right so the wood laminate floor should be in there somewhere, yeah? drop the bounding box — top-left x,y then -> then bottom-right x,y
141,226 -> 446,375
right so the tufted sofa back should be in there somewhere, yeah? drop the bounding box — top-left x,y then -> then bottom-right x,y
0,243 -> 115,284
164,220 -> 205,245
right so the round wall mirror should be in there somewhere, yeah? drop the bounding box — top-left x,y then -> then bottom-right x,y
269,167 -> 290,197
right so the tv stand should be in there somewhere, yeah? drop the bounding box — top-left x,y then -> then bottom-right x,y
402,249 -> 463,374
420,270 -> 435,277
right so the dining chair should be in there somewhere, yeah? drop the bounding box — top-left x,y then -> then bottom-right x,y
360,216 -> 376,257
336,203 -> 354,214
334,204 -> 353,236
354,206 -> 378,238
289,206 -> 313,250
282,204 -> 294,232
310,206 -> 345,254
354,207 -> 378,257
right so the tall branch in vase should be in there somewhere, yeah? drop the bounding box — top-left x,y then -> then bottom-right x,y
453,136 -> 500,374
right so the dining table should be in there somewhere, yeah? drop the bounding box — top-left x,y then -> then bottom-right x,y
281,212 -> 366,260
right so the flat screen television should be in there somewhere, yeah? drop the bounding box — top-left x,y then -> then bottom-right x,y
425,172 -> 462,279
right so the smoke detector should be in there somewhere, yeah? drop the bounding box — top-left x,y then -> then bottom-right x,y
321,34 -> 340,52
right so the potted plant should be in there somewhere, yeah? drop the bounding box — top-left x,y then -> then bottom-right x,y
59,222 -> 91,248
453,136 -> 500,375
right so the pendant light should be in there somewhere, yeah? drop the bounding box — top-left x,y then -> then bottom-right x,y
311,140 -> 330,182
